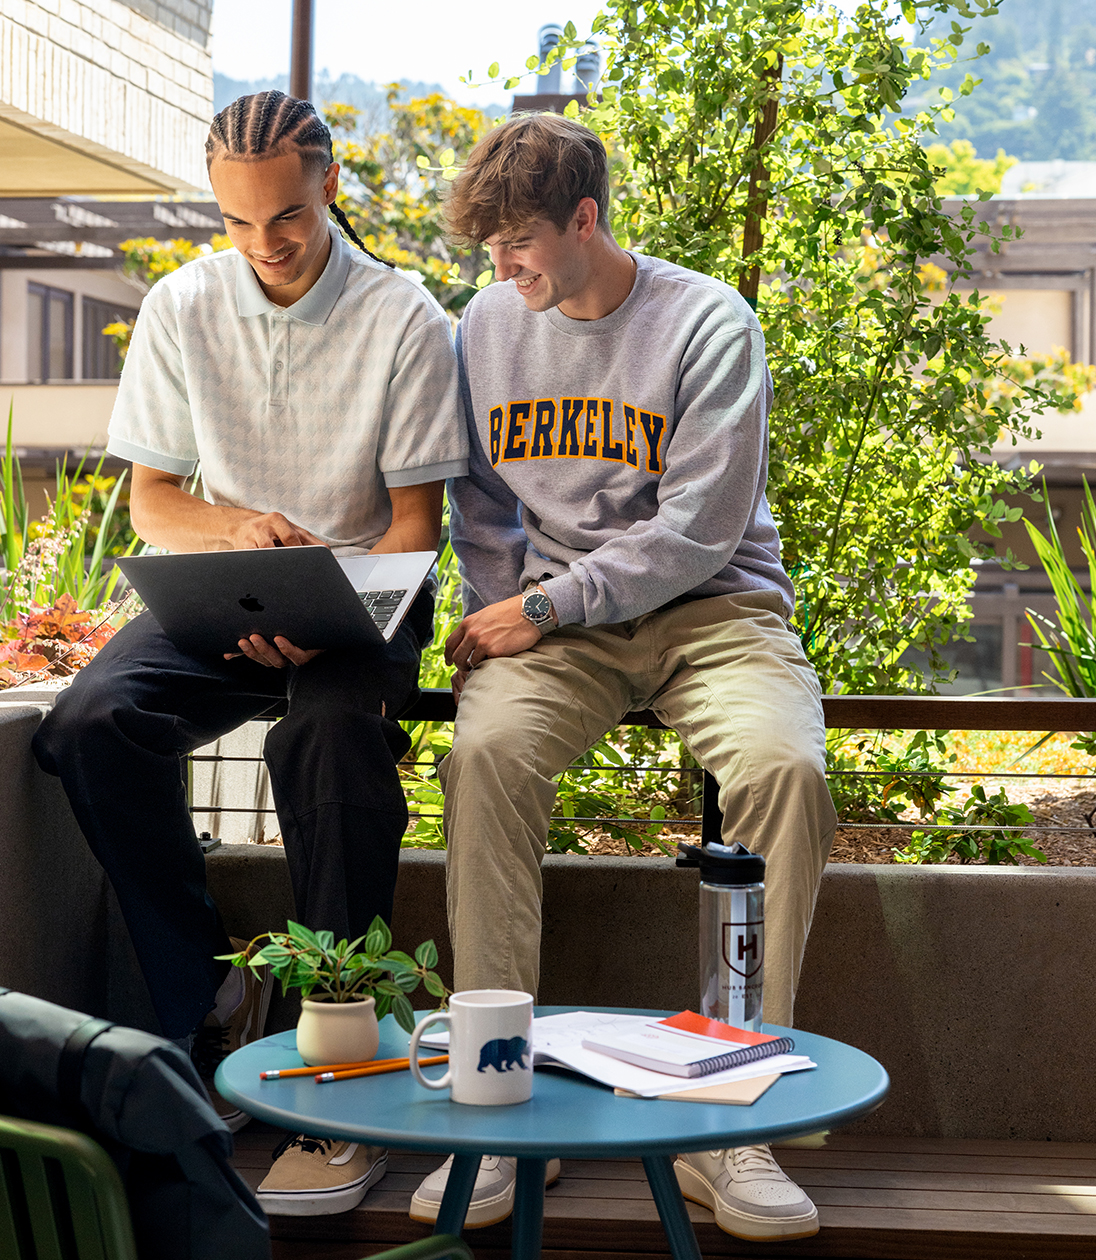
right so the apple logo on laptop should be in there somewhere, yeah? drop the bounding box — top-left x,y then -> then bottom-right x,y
239,594 -> 264,612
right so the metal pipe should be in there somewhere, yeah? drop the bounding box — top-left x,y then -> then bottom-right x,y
290,0 -> 315,102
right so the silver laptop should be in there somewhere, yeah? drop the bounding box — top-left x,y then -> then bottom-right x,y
115,546 -> 436,655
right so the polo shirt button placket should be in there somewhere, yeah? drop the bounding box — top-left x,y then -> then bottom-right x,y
269,317 -> 290,406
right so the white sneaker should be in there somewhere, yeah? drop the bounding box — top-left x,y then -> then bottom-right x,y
410,1154 -> 561,1228
674,1145 -> 819,1240
257,1134 -> 387,1216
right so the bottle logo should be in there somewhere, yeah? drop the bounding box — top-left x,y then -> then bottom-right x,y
722,920 -> 764,978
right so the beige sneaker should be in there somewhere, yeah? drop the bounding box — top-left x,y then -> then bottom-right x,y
410,1154 -> 561,1228
191,937 -> 273,1133
674,1145 -> 819,1241
257,1134 -> 387,1216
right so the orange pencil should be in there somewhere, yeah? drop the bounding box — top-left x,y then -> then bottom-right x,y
316,1055 -> 448,1083
261,1054 -> 413,1080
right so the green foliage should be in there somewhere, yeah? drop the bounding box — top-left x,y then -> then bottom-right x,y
923,137 -> 1016,194
1024,479 -> 1096,755
1,404 -> 27,580
219,916 -> 449,1033
541,0 -> 1081,695
895,782 -> 1043,864
327,89 -> 493,312
1,413 -> 139,617
826,729 -> 955,823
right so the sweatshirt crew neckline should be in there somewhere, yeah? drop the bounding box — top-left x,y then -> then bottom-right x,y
542,251 -> 650,337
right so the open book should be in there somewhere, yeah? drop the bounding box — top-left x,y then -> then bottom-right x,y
416,1010 -> 814,1100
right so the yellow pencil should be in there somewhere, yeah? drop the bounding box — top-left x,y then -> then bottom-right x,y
316,1055 -> 448,1083
261,1054 -> 413,1080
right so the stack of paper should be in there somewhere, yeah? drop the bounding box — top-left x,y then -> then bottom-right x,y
418,1011 -> 815,1105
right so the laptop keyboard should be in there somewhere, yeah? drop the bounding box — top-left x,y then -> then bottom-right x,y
358,588 -> 407,632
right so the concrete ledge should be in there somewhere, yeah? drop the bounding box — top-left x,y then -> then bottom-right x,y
203,846 -> 1096,1142
0,703 -> 158,1031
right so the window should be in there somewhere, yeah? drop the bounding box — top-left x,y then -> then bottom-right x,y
82,296 -> 139,380
27,283 -> 74,381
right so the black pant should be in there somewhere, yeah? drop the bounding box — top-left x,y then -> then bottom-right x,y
32,592 -> 433,1039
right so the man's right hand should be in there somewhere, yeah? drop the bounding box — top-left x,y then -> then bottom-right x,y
130,464 -> 328,553
223,511 -> 327,550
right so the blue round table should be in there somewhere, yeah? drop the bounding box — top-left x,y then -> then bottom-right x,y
217,1008 -> 888,1260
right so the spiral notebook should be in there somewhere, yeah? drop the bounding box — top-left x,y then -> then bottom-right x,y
581,1013 -> 795,1079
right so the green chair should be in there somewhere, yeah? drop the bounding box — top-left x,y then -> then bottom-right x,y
0,1114 -> 472,1260
0,1114 -> 138,1260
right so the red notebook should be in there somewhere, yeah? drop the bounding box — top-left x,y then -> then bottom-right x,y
657,1010 -> 788,1048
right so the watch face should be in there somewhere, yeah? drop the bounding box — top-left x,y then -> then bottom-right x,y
523,591 -> 552,623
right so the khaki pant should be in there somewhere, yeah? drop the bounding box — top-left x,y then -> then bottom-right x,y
441,590 -> 836,1027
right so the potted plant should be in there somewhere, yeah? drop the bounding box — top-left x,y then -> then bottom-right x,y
220,916 -> 449,1066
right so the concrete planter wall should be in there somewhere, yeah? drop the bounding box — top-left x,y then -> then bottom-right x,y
2,701 -> 1093,1141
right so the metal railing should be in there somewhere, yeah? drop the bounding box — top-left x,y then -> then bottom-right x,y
187,691 -> 1096,848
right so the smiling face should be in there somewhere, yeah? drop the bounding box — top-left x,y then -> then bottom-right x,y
209,148 -> 339,307
486,213 -> 591,316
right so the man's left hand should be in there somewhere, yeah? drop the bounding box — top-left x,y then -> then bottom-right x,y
445,594 -> 549,699
226,635 -> 323,668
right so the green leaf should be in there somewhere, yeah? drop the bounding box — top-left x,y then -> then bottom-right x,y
416,155 -> 429,169
423,971 -> 447,998
475,269 -> 494,288
366,915 -> 392,952
285,921 -> 321,950
438,147 -> 456,168
392,994 -> 415,1033
415,940 -> 438,968
526,54 -> 540,70
487,61 -> 500,79
564,99 -> 580,118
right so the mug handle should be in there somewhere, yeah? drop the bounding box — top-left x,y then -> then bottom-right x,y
409,1012 -> 452,1090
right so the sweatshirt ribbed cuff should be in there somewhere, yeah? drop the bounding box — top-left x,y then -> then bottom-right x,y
540,574 -> 585,628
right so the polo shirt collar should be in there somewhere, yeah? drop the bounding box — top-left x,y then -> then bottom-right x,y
235,221 -> 351,324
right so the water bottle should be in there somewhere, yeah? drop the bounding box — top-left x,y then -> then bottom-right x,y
677,841 -> 765,1031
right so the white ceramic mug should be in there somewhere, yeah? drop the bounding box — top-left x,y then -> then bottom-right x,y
409,989 -> 534,1105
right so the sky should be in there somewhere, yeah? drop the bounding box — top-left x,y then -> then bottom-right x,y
208,0 -> 609,109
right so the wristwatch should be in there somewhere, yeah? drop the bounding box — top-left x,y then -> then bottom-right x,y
520,584 -> 555,634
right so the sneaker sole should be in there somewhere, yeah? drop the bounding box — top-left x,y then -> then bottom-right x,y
258,1154 -> 388,1216
409,1162 -> 561,1228
218,1106 -> 251,1134
673,1160 -> 820,1241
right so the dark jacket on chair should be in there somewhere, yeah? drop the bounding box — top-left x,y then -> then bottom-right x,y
0,988 -> 270,1260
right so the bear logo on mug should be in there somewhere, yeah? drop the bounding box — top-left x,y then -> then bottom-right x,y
477,1036 -> 530,1073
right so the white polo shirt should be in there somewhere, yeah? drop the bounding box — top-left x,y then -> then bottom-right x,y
108,223 -> 467,552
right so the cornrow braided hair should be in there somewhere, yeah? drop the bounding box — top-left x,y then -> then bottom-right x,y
207,90 -> 393,269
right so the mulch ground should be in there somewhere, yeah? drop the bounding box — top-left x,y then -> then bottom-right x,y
576,777 -> 1096,866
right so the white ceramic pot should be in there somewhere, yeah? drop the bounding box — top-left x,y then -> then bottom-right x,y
295,995 -> 379,1066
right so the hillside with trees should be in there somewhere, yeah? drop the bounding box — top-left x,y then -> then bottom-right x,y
920,0 -> 1096,159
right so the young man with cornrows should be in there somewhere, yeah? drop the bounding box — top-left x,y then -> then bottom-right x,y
33,92 -> 466,1213
409,113 -> 836,1243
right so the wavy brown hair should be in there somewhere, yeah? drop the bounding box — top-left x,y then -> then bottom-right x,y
445,112 -> 610,244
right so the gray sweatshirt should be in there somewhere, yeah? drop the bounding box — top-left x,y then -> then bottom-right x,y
448,250 -> 794,626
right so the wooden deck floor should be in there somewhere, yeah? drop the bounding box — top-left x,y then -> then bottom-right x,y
231,1126 -> 1096,1260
